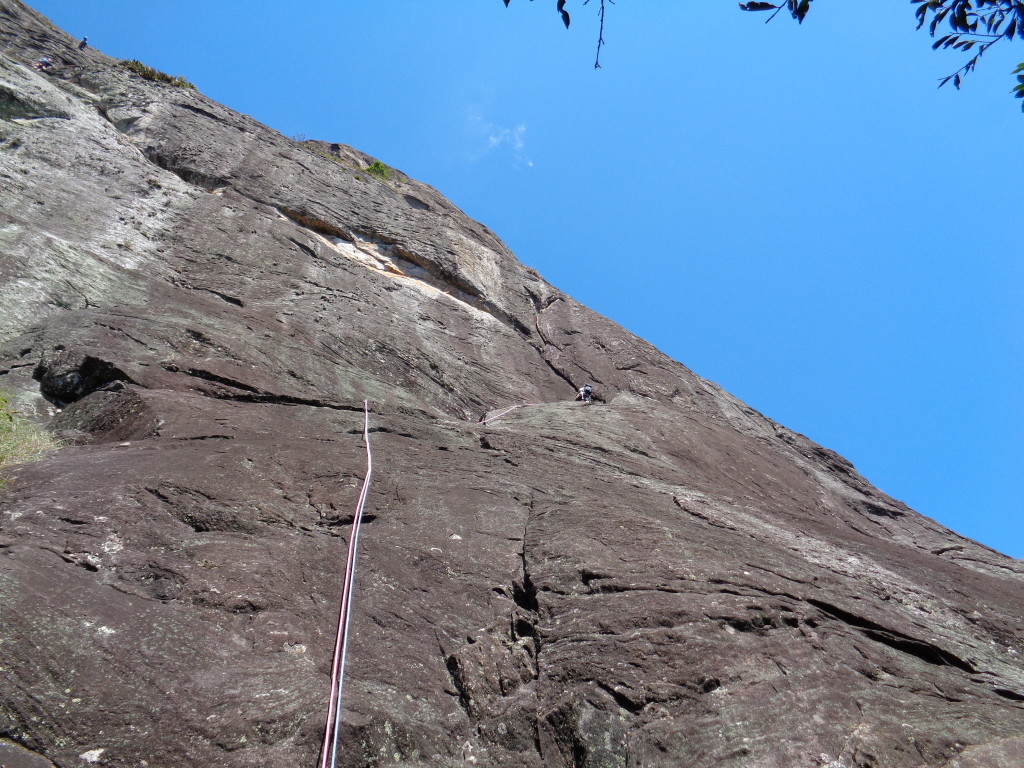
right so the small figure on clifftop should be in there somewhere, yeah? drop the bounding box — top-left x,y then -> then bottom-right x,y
77,36 -> 88,50
575,384 -> 593,403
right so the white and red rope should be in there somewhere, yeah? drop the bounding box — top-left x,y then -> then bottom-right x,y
319,400 -> 373,768
318,397 -> 544,765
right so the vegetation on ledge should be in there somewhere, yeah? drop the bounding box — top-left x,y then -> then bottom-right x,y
0,392 -> 60,487
365,160 -> 391,180
120,59 -> 195,89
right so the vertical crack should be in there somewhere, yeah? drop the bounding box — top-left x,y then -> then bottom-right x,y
436,631 -> 473,717
529,300 -> 603,394
512,498 -> 540,649
517,495 -> 545,762
530,310 -> 581,394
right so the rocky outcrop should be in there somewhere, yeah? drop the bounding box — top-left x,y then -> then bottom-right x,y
1,2 -> 1022,767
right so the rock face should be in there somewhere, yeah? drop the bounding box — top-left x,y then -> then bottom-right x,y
1,2 -> 1022,767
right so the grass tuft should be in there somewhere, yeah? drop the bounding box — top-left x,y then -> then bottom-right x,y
120,59 -> 195,89
0,391 -> 61,488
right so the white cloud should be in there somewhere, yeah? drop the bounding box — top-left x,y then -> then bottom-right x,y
466,108 -> 533,167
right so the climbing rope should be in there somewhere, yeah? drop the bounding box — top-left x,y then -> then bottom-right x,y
316,397 -> 545,764
478,402 -> 540,425
319,400 -> 373,768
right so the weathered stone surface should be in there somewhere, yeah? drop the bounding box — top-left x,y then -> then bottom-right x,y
0,2 -> 1022,767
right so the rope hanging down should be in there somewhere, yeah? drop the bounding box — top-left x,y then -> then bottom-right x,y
319,400 -> 373,768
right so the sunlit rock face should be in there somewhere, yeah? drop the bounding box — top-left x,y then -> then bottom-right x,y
1,2 -> 1022,767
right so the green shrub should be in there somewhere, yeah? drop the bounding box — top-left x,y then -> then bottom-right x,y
0,392 -> 60,487
365,161 -> 390,180
120,59 -> 195,89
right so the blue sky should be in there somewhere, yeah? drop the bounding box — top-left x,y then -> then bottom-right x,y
28,1 -> 1023,558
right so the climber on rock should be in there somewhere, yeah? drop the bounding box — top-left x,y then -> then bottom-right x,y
35,56 -> 53,71
575,384 -> 593,403
78,37 -> 88,50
